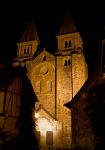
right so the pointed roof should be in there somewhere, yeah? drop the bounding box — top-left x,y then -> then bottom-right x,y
18,20 -> 40,43
36,105 -> 57,120
58,14 -> 77,35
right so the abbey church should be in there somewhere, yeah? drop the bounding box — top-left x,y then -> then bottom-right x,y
13,14 -> 88,149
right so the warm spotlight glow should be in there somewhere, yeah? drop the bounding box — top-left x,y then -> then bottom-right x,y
35,113 -> 39,118
36,118 -> 56,136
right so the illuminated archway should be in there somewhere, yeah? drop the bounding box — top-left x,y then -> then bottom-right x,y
36,117 -> 56,136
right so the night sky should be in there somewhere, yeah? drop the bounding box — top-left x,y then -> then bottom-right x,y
0,1 -> 105,77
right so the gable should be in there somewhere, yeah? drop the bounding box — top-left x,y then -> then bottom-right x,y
32,49 -> 55,63
35,106 -> 56,121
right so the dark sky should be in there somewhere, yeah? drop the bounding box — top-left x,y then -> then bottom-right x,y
0,1 -> 105,77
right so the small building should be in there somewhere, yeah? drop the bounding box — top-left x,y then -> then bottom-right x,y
65,70 -> 105,150
0,65 -> 38,148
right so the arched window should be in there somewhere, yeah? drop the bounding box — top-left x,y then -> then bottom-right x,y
24,48 -> 26,54
43,56 -> 46,61
69,41 -> 71,47
64,60 -> 67,66
27,47 -> 29,54
68,59 -> 71,65
65,41 -> 68,48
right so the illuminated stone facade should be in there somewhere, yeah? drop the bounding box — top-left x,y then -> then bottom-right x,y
13,15 -> 88,149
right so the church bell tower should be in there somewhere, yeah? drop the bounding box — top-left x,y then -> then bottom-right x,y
16,20 -> 40,63
55,14 -> 88,148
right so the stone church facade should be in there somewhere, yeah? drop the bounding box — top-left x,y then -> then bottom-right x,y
13,14 -> 88,149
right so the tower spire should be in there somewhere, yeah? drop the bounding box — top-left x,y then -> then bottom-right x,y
58,13 -> 77,35
16,20 -> 40,60
18,20 -> 40,43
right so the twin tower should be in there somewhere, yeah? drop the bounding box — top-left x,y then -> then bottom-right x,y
13,14 -> 88,149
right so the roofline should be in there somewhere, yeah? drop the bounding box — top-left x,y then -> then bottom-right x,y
64,70 -> 103,109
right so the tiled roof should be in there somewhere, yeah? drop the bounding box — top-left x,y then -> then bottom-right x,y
58,14 -> 77,35
18,20 -> 40,43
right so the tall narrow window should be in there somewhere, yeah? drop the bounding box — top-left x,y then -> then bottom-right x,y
68,59 -> 71,65
27,47 -> 29,54
43,56 -> 46,61
69,41 -> 71,47
65,41 -> 68,48
24,48 -> 26,54
64,60 -> 67,66
46,131 -> 53,146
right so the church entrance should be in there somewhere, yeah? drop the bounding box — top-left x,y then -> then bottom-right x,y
35,117 -> 55,149
36,130 -> 53,149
